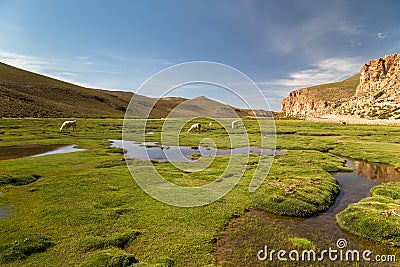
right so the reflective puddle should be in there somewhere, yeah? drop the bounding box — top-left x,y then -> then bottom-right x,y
29,144 -> 85,158
0,144 -> 85,160
0,206 -> 12,219
0,144 -> 85,219
111,140 -> 286,162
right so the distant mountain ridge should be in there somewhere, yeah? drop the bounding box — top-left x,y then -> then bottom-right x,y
0,62 -> 270,118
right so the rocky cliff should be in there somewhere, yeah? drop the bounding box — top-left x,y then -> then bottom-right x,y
282,54 -> 400,121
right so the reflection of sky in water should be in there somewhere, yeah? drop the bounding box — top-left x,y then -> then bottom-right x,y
0,207 -> 12,219
29,145 -> 85,158
111,140 -> 285,162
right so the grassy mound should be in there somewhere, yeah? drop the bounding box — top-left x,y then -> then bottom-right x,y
337,182 -> 400,246
0,234 -> 53,263
78,230 -> 140,252
251,150 -> 347,217
0,174 -> 41,186
79,248 -> 138,267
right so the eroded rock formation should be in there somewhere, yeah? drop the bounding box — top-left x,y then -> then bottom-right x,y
282,54 -> 400,120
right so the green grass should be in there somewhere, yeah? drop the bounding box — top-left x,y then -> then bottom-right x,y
0,174 -> 42,186
79,248 -> 139,267
1,118 -> 400,265
337,182 -> 400,246
0,234 -> 53,263
250,150 -> 347,217
290,237 -> 316,250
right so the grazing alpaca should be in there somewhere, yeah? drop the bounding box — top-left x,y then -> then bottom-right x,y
187,123 -> 201,133
60,120 -> 76,131
232,120 -> 240,129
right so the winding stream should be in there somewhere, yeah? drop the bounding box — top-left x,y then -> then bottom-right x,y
112,139 -> 400,263
215,158 -> 400,266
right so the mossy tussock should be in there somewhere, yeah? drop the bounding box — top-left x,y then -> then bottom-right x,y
251,150 -> 348,217
79,248 -> 138,267
0,234 -> 53,263
0,174 -> 42,186
78,230 -> 141,252
337,182 -> 400,246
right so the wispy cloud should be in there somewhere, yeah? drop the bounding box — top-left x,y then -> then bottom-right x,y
260,7 -> 363,58
103,52 -> 173,66
260,57 -> 362,89
0,50 -> 98,88
3,21 -> 22,32
0,50 -> 163,91
349,40 -> 363,47
377,32 -> 387,40
259,57 -> 363,111
0,50 -> 49,73
76,56 -> 94,65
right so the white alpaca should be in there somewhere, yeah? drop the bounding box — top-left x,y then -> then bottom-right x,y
187,123 -> 201,133
232,120 -> 240,129
60,120 -> 76,131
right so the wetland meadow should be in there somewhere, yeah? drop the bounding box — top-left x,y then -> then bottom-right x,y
1,118 -> 400,266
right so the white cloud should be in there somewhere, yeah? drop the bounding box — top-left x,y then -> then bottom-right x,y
377,32 -> 387,40
349,40 -> 363,47
259,57 -> 363,111
76,56 -> 90,60
59,71 -> 78,76
103,52 -> 173,66
0,50 -> 99,88
0,50 -> 49,73
260,57 -> 362,89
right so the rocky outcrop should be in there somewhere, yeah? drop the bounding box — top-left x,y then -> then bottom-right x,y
341,54 -> 400,119
282,54 -> 400,120
281,90 -> 337,117
281,75 -> 358,117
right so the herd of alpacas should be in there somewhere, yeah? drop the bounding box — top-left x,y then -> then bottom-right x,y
59,120 -> 241,133
187,120 -> 240,133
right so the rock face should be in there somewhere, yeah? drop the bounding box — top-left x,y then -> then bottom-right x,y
281,90 -> 337,117
282,54 -> 400,120
343,54 -> 400,119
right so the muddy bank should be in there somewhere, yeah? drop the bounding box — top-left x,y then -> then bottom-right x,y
0,144 -> 64,160
0,144 -> 85,160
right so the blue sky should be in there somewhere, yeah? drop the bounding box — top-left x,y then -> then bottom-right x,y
0,0 -> 399,110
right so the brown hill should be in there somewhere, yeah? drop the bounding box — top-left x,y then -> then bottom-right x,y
0,62 -> 131,117
0,62 -> 269,118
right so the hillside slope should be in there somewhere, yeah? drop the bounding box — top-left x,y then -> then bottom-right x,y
0,62 -> 269,118
281,74 -> 360,117
0,62 -> 132,117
